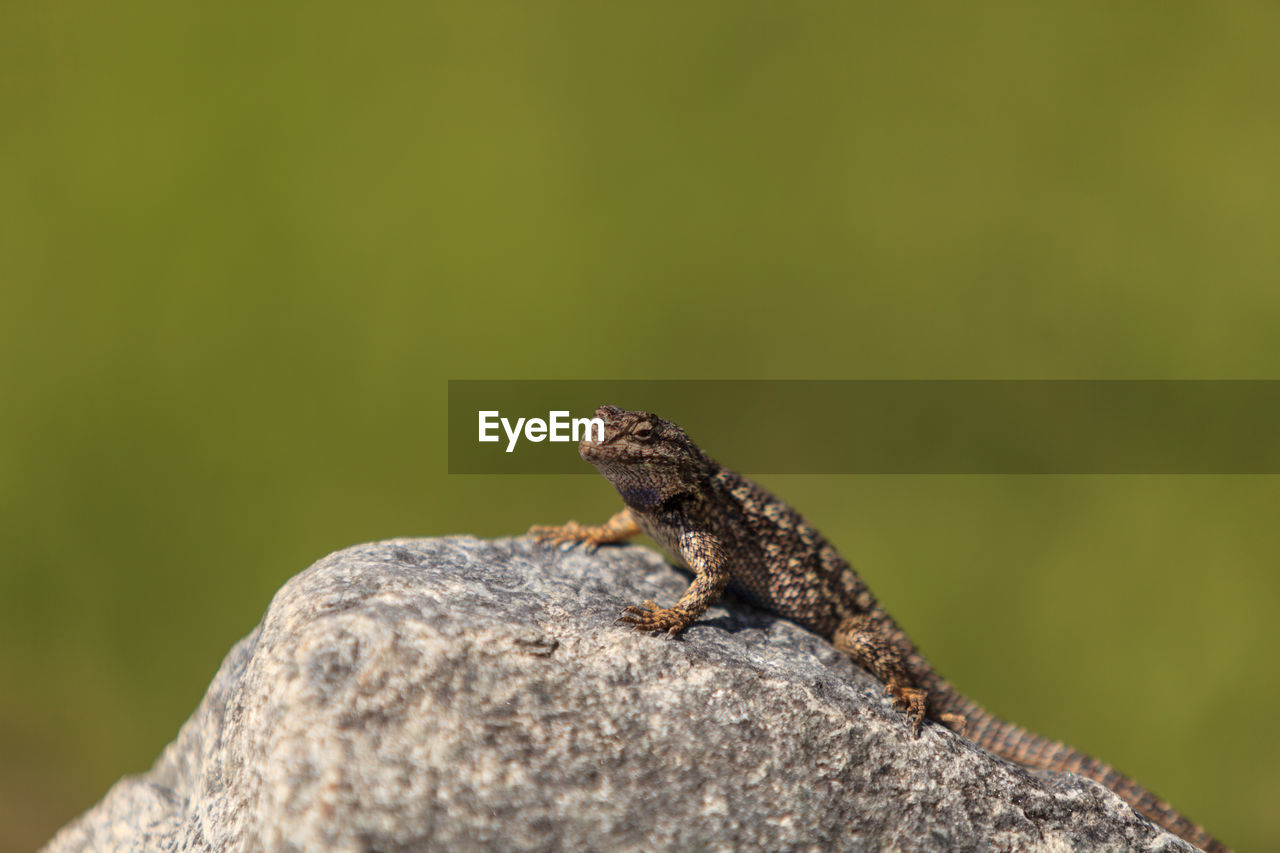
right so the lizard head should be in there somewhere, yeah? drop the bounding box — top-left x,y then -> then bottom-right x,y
579,405 -> 706,508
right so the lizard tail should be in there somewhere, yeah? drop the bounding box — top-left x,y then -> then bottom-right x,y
937,691 -> 1228,853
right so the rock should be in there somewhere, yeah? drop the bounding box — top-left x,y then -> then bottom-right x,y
42,536 -> 1198,852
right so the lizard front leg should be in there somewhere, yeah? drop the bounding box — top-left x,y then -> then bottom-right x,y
528,507 -> 640,552
833,613 -> 930,736
619,530 -> 730,637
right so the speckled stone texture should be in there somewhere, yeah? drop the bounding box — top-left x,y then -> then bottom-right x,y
42,536 -> 1198,852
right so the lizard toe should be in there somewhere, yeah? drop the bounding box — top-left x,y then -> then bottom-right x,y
618,601 -> 690,634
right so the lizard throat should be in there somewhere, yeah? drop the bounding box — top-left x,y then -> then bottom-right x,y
619,486 -> 663,509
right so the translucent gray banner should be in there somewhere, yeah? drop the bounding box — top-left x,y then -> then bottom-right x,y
447,380 -> 1280,474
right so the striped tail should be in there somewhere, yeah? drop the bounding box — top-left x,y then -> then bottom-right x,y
937,690 -> 1228,853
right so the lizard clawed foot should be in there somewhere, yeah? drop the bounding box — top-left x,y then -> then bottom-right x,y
886,684 -> 929,737
528,521 -> 602,553
618,600 -> 692,636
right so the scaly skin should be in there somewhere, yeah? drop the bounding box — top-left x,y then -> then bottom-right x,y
530,405 -> 1227,853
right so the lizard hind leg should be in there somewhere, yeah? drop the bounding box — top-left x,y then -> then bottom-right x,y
937,712 -> 968,736
832,614 -> 930,736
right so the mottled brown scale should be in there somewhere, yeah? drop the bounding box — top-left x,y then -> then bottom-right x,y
529,405 -> 1227,853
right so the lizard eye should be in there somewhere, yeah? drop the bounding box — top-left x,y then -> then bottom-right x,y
632,422 -> 654,441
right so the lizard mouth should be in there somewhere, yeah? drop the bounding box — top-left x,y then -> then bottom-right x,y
578,406 -> 623,459
579,436 -> 602,461
578,427 -> 615,462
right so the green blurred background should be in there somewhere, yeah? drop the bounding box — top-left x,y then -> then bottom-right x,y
2,3 -> 1277,850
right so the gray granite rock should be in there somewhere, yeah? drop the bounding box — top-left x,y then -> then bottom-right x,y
42,536 -> 1197,852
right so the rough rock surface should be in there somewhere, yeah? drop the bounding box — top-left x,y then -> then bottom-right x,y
43,536 -> 1199,852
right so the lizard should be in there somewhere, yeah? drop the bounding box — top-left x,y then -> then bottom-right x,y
529,404 -> 1228,853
